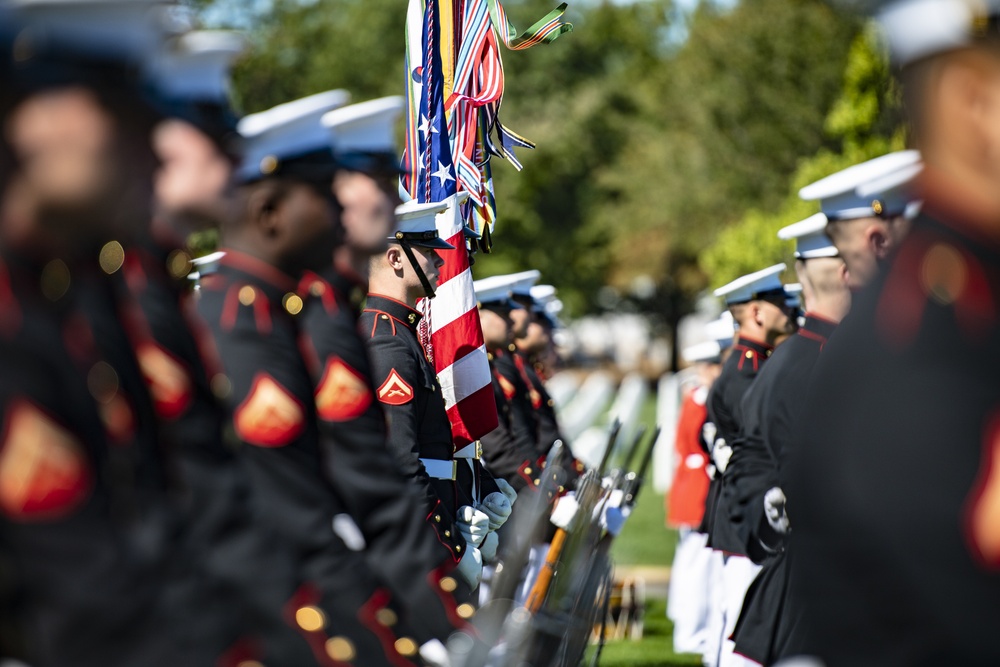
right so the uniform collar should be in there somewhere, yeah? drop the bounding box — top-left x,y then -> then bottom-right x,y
300,268 -> 367,311
216,249 -> 299,302
800,313 -> 838,344
734,334 -> 773,357
365,293 -> 422,331
321,267 -> 367,309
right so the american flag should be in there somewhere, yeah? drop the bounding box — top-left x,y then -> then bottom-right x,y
402,0 -> 571,447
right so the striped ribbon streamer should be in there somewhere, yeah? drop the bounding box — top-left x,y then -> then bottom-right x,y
488,0 -> 573,50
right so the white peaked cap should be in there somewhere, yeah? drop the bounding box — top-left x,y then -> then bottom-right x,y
9,0 -> 181,65
530,284 -> 557,311
239,89 -> 350,139
474,271 -> 541,306
682,341 -> 722,364
151,30 -> 246,103
235,90 -> 349,183
705,310 -> 736,346
323,96 -> 405,156
507,270 -> 542,297
856,160 -> 924,220
799,151 -> 921,221
878,0 -> 984,67
778,212 -> 838,260
784,282 -> 803,309
392,200 -> 454,250
714,264 -> 787,305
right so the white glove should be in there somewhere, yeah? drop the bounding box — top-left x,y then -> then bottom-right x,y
685,453 -> 707,470
331,514 -> 366,551
711,437 -> 732,473
479,529 -> 499,562
600,505 -> 627,537
702,421 -> 718,449
494,477 -> 518,506
456,506 -> 490,548
477,492 -> 512,531
549,492 -> 579,530
764,487 -> 790,534
419,639 -> 452,667
455,545 -> 483,589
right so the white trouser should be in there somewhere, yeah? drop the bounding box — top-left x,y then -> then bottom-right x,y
719,554 -> 762,667
702,548 -> 727,667
667,528 -> 714,655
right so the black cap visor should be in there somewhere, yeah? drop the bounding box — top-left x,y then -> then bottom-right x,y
391,230 -> 454,250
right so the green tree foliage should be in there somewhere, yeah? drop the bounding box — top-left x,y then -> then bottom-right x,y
228,0 -> 408,114
474,0 -> 678,315
476,0 -> 861,318
700,24 -> 905,287
193,0 -> 892,328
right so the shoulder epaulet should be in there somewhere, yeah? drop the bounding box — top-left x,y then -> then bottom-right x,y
364,309 -> 399,338
734,344 -> 768,373
877,231 -> 997,349
221,283 -> 273,335
300,274 -> 339,316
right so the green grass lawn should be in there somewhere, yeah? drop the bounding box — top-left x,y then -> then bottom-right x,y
610,486 -> 677,567
610,390 -> 678,568
587,598 -> 702,667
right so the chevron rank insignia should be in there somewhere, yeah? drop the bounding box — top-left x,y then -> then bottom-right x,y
315,356 -> 372,422
136,342 -> 192,420
498,374 -> 516,401
968,422 -> 1000,566
100,392 -> 136,445
234,373 -> 305,447
377,369 -> 413,406
0,400 -> 93,519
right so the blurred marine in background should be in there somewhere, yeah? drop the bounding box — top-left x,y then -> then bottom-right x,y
790,0 -> 1000,665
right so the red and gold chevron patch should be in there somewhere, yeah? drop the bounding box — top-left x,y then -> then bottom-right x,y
234,374 -> 305,447
315,356 -> 372,422
136,342 -> 192,420
0,400 -> 93,520
377,369 -> 413,406
497,374 -> 516,401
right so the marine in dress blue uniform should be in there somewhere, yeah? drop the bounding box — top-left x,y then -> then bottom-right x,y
196,92 -> 420,666
0,4 -> 220,663
135,31 -> 319,664
788,9 -> 1000,657
701,264 -> 796,667
474,278 -> 545,492
363,200 -> 488,599
727,213 -> 850,665
300,98 -> 472,645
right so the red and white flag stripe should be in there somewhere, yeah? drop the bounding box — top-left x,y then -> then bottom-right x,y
418,194 -> 498,447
